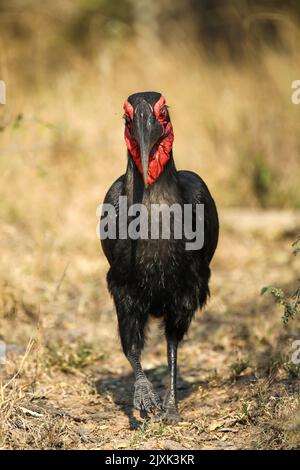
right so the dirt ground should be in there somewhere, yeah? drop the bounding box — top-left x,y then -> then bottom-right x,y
1,210 -> 300,450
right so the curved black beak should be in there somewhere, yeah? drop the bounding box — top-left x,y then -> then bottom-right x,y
132,100 -> 163,188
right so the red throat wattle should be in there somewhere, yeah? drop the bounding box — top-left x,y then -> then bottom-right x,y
123,96 -> 174,185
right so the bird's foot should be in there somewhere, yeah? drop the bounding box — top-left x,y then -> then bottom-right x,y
154,392 -> 183,424
153,407 -> 183,424
151,395 -> 183,424
133,377 -> 162,413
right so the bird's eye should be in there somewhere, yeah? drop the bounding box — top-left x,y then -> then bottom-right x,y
123,114 -> 131,125
159,107 -> 167,119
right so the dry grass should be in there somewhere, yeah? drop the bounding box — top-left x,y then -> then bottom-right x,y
1,2 -> 300,449
1,214 -> 300,449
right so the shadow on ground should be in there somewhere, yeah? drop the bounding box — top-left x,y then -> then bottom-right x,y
95,366 -> 207,430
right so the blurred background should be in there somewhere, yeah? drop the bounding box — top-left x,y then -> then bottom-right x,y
1,0 -> 300,210
1,0 -> 300,450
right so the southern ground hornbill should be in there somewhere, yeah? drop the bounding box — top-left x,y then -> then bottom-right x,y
101,91 -> 219,423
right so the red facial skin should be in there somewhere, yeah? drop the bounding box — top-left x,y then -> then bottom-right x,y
123,96 -> 174,186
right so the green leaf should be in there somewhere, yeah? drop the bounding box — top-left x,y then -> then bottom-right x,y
261,286 -> 272,295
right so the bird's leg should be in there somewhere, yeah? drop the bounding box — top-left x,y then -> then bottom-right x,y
116,305 -> 161,414
162,338 -> 183,423
127,348 -> 162,414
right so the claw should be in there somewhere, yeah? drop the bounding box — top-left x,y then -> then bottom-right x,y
133,378 -> 162,413
158,390 -> 183,424
162,410 -> 183,424
152,409 -> 183,424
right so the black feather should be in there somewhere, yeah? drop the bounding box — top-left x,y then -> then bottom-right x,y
101,152 -> 219,351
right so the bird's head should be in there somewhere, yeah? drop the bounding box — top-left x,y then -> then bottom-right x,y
123,91 -> 174,188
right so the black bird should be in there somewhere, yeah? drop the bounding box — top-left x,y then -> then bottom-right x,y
101,91 -> 219,423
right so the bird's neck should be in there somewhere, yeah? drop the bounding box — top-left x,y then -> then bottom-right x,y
124,151 -> 178,206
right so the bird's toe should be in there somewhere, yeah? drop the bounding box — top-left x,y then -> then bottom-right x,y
153,408 -> 183,424
163,410 -> 183,424
133,378 -> 162,413
159,393 -> 184,424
